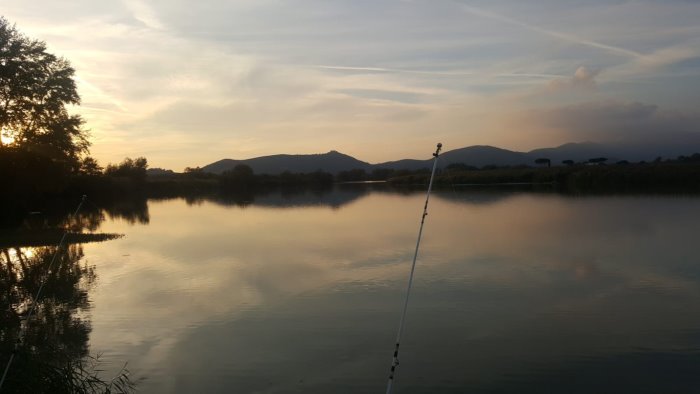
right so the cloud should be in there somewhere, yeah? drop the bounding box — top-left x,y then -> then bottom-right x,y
122,0 -> 164,30
602,40 -> 700,82
454,2 -> 643,59
548,66 -> 600,91
522,100 -> 700,157
638,42 -> 700,70
334,88 -> 426,104
4,0 -> 700,169
539,101 -> 658,134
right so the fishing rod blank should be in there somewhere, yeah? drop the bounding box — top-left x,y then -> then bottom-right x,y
385,143 -> 442,394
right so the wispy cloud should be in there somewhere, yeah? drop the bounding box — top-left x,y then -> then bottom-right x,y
122,0 -> 164,30
548,66 -> 600,92
637,41 -> 700,70
315,65 -> 563,81
315,65 -> 476,76
453,1 -> 643,59
74,75 -> 128,112
2,0 -> 699,168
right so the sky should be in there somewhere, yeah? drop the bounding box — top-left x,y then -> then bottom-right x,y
3,0 -> 700,170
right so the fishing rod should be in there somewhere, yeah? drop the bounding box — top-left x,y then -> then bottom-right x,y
0,195 -> 88,391
385,143 -> 442,394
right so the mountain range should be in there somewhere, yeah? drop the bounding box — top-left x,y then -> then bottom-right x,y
196,141 -> 700,175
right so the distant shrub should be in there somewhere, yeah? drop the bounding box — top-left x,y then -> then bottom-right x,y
105,157 -> 148,182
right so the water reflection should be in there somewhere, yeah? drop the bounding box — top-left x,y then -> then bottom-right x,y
102,198 -> 150,225
7,187 -> 700,393
190,183 -> 387,209
0,244 -> 92,392
0,207 -> 132,393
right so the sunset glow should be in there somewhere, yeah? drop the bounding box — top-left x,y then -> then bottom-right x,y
3,3 -> 700,389
3,1 -> 699,170
0,129 -> 14,145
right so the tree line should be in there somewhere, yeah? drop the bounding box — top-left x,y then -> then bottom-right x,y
3,13 -> 700,217
389,156 -> 700,193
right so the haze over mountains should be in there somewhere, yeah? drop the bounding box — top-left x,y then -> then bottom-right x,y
197,141 -> 700,175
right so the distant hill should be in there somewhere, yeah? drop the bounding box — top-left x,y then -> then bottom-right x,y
527,142 -> 615,164
376,143 -> 623,170
196,141 -> 700,175
372,158 -> 431,171
374,145 -> 529,170
201,150 -> 371,175
444,145 -> 530,167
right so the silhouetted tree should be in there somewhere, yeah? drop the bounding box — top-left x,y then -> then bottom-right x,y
677,153 -> 700,163
306,170 -> 334,185
105,157 -> 148,182
220,164 -> 256,190
445,163 -> 478,172
183,166 -> 215,179
0,17 -> 89,168
78,157 -> 102,176
337,168 -> 367,182
562,159 -> 575,166
588,157 -> 608,165
534,158 -> 551,167
229,164 -> 254,179
370,168 -> 395,180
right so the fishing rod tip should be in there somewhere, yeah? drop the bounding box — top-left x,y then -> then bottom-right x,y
434,143 -> 442,157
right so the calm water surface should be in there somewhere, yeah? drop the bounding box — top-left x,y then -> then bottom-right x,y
64,188 -> 700,392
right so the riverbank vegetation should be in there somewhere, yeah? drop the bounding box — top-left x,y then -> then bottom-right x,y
5,147 -> 700,223
389,155 -> 700,193
3,13 -> 700,217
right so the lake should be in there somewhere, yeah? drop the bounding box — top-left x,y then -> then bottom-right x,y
4,185 -> 700,393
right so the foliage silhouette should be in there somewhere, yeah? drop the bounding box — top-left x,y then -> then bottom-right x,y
390,157 -> 700,193
535,158 -> 551,167
0,17 -> 89,169
104,157 -> 148,182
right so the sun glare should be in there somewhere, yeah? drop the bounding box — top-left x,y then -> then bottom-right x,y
1,128 -> 14,145
6,247 -> 36,261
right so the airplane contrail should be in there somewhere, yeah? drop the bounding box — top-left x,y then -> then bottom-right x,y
453,1 -> 643,59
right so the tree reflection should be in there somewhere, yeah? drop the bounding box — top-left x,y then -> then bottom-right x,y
0,213 -> 134,392
101,198 -> 149,225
